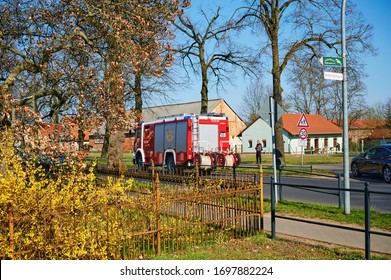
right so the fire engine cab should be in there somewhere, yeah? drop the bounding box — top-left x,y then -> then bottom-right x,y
133,113 -> 240,171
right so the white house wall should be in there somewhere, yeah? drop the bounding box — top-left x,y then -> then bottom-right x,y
241,118 -> 343,154
285,133 -> 343,154
241,119 -> 273,153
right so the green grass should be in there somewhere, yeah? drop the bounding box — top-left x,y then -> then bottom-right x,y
150,232 -> 389,260
86,151 -> 133,165
86,151 -> 347,166
239,153 -> 345,165
149,199 -> 391,260
89,150 -> 391,260
264,200 -> 391,231
131,178 -> 391,231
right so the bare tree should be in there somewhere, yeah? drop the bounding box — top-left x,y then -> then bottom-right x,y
1,0 -> 189,169
237,0 -> 376,166
366,98 -> 391,127
124,66 -> 186,117
287,54 -> 369,123
286,55 -> 328,114
387,99 -> 391,128
238,79 -> 272,124
0,1 -> 94,128
173,5 -> 257,114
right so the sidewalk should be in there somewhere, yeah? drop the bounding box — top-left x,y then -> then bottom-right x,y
262,213 -> 391,255
311,163 -> 343,175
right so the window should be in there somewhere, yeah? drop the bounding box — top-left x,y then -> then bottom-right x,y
248,140 -> 253,148
374,148 -> 391,158
367,147 -> 377,157
262,139 -> 267,148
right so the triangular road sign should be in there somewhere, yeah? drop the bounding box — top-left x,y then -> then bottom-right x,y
297,113 -> 310,127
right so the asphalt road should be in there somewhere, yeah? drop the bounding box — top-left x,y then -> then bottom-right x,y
261,174 -> 391,213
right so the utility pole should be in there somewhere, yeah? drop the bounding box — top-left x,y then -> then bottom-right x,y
342,0 -> 350,214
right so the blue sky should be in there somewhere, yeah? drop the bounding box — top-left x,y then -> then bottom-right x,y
355,0 -> 391,107
170,0 -> 391,114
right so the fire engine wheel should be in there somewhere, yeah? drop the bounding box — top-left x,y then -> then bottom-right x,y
211,152 -> 218,167
194,153 -> 202,167
217,153 -> 225,167
233,153 -> 241,166
166,155 -> 175,172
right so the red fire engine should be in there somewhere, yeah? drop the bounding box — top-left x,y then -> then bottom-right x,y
133,113 -> 240,171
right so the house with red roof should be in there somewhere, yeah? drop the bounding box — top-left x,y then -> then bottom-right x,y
366,127 -> 391,145
39,118 -> 91,152
347,119 -> 388,144
238,114 -> 343,154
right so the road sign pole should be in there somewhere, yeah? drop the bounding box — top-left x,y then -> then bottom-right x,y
269,96 -> 278,203
297,115 -> 309,168
342,0 -> 350,214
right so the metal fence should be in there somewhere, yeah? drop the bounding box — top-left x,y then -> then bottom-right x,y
5,159 -> 390,259
275,165 -> 346,208
99,163 -> 391,258
269,177 -> 391,260
111,174 -> 264,259
1,170 -> 264,260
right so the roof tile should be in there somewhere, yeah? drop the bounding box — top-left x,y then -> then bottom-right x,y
349,119 -> 387,129
368,128 -> 391,139
282,114 -> 342,135
142,99 -> 224,122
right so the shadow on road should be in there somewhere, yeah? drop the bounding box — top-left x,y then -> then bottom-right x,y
350,173 -> 387,184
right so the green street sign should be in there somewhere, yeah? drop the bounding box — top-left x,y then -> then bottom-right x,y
319,56 -> 343,67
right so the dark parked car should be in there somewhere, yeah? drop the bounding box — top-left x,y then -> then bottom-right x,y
14,147 -> 66,171
351,144 -> 391,183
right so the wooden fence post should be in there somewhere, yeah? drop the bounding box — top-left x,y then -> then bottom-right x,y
9,205 -> 14,259
151,161 -> 155,190
195,163 -> 199,190
155,173 -> 161,255
259,164 -> 264,231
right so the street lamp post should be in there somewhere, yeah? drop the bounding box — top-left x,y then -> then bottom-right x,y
342,0 -> 350,214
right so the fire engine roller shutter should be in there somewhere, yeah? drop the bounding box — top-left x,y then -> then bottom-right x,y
163,122 -> 176,149
154,122 -> 187,153
198,124 -> 218,152
176,122 -> 187,152
154,124 -> 165,153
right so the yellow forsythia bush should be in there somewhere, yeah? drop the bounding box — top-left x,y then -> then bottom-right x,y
0,130 -> 136,259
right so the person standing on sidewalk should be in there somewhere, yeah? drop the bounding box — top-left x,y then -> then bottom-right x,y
255,140 -> 263,165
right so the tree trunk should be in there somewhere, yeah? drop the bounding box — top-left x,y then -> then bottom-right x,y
200,64 -> 209,114
101,119 -> 110,159
78,128 -> 84,151
272,70 -> 285,167
270,16 -> 285,167
102,50 -> 125,162
134,72 -> 143,123
107,130 -> 125,172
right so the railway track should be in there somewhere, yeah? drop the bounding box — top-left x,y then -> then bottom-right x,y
94,164 -> 261,187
